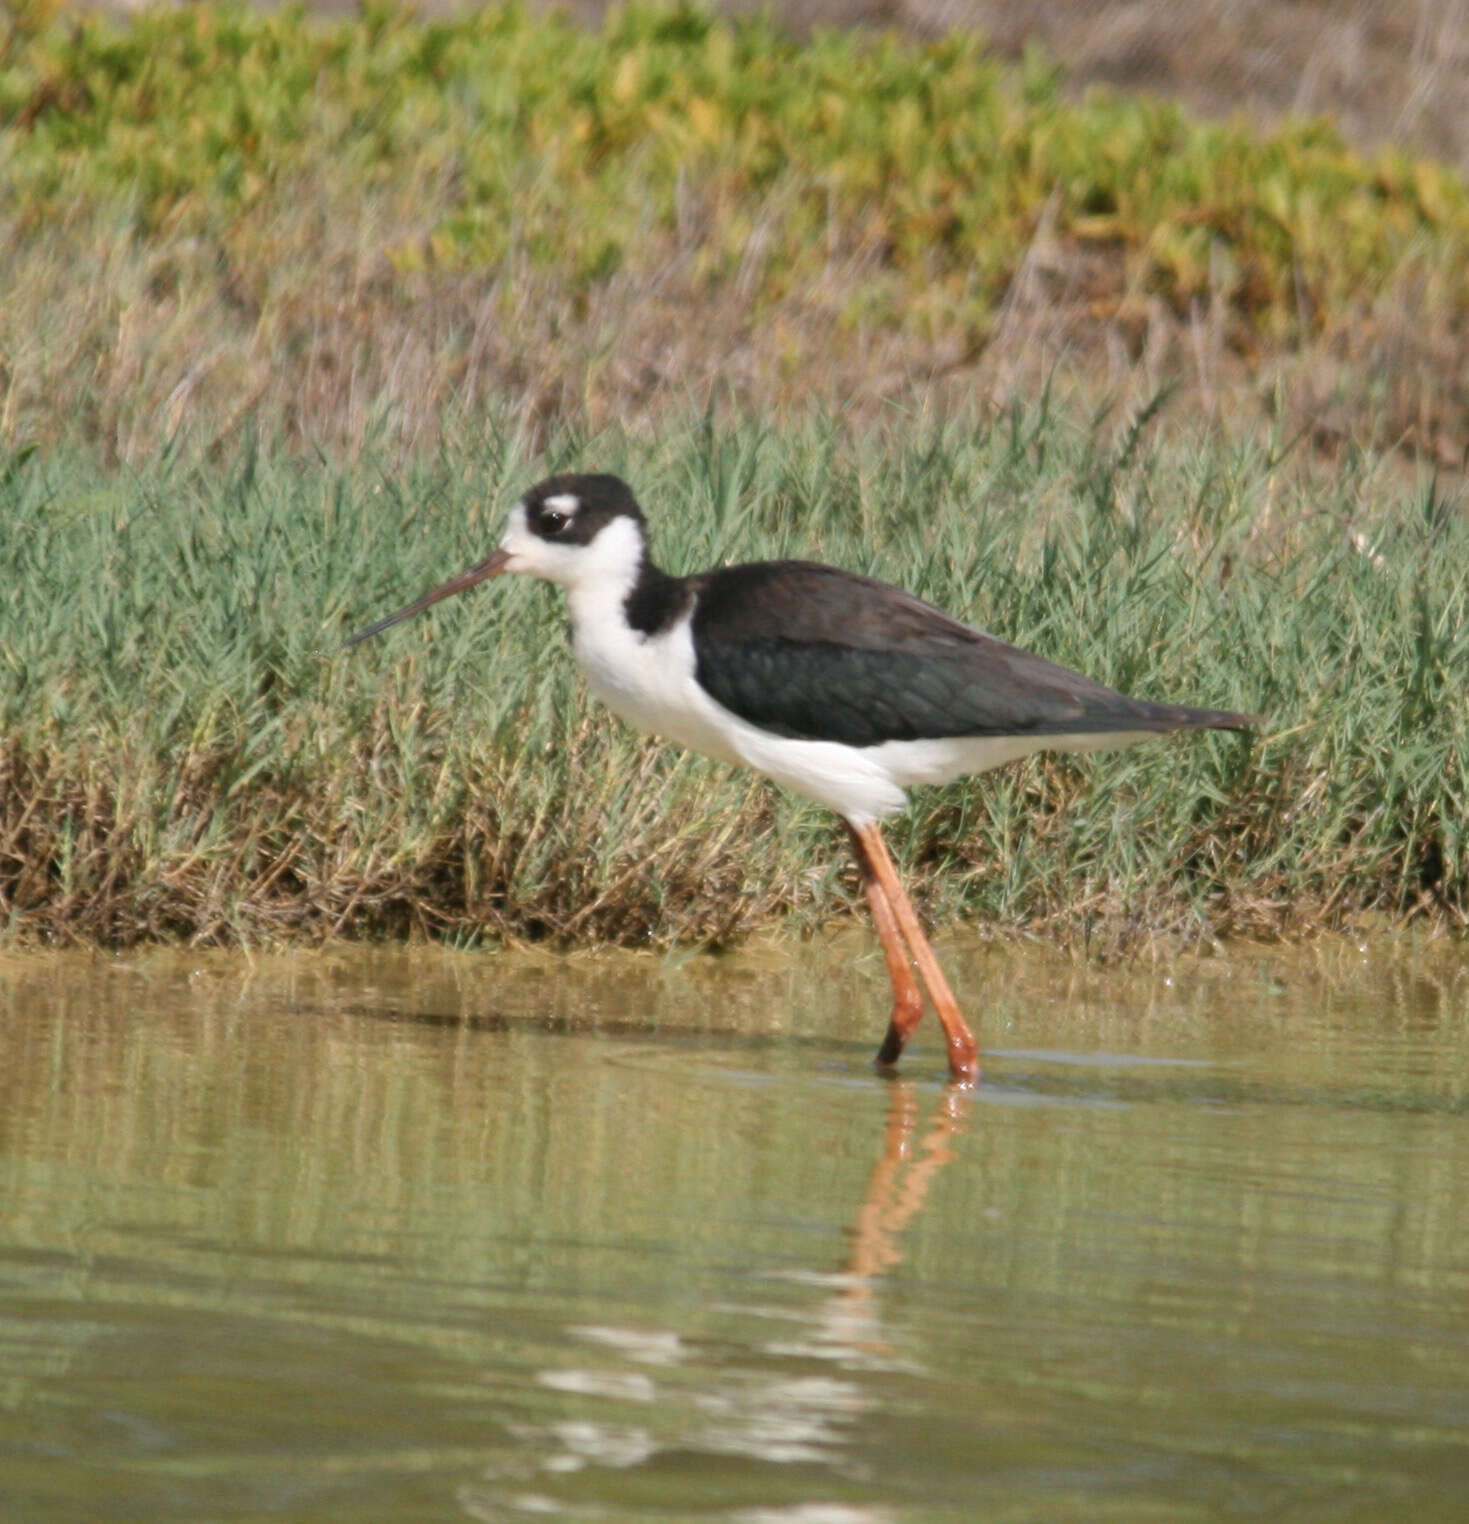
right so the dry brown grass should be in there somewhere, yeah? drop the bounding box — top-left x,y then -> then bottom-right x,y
6,175 -> 1468,471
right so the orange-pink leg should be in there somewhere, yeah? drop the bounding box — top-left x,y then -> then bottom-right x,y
847,821 -> 980,1086
845,823 -> 924,1067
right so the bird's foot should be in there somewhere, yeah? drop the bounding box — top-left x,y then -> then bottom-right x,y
873,998 -> 923,1070
944,1031 -> 980,1089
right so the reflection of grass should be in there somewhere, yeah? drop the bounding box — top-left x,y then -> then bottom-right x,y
1,405 -> 1463,948
4,2 -> 1469,460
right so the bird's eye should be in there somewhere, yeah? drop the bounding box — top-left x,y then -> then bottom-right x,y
542,510 -> 567,535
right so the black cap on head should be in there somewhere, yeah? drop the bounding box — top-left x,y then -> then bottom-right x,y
523,473 -> 644,546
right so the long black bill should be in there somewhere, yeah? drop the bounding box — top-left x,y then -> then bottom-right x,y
343,548 -> 512,649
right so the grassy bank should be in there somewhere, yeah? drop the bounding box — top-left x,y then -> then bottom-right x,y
4,2 -> 1469,462
0,406 -> 1463,949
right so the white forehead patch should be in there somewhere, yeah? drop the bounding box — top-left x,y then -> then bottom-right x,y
543,493 -> 582,516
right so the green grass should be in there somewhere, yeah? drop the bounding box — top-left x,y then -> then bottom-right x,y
0,404 -> 1463,949
8,0 -> 1461,317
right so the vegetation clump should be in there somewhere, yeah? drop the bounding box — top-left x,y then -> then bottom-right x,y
0,410 -> 1462,949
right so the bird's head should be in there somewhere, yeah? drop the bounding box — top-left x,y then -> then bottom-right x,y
343,473 -> 648,647
497,473 -> 647,588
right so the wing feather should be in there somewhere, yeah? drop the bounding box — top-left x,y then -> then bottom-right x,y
689,561 -> 1249,747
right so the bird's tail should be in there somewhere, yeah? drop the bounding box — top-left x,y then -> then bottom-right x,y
1140,701 -> 1258,733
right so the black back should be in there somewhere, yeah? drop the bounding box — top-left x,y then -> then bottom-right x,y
689,560 -> 1251,747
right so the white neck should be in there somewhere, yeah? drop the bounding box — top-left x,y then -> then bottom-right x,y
560,515 -> 648,638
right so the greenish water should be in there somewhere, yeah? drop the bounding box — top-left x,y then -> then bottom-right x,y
2,937 -> 1467,1522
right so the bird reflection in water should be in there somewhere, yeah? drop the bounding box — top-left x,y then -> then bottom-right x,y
460,1084 -> 971,1518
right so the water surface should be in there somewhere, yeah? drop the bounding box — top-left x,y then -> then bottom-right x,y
2,936 -> 1467,1521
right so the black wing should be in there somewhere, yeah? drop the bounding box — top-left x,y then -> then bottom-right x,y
689,561 -> 1251,748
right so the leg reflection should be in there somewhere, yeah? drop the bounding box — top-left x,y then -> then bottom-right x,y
815,1081 -> 972,1360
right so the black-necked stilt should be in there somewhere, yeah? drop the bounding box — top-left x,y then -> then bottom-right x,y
347,473 -> 1254,1085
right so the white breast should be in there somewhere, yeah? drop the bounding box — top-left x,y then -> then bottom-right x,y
571,601 -> 744,769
